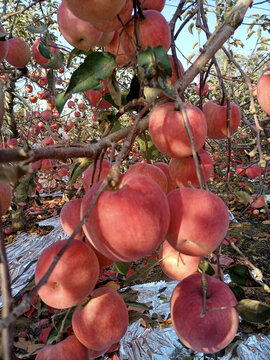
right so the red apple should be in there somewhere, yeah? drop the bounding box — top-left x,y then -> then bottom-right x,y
167,188 -> 230,257
120,10 -> 171,61
85,81 -> 111,109
36,335 -> 89,360
83,159 -> 110,191
77,100 -> 86,111
67,100 -> 75,108
97,31 -> 115,47
72,287 -> 128,351
42,137 -> 54,146
0,80 -> 4,127
159,240 -> 201,281
60,198 -> 83,239
169,149 -> 213,188
203,100 -> 241,139
35,239 -> 99,309
149,102 -> 207,158
245,164 -> 261,178
249,194 -> 265,209
32,37 -> 59,68
87,0 -> 133,32
57,2 -> 102,50
25,84 -> 33,93
236,164 -> 246,176
0,26 -> 8,62
5,37 -> 31,68
63,0 -> 126,23
0,183 -> 12,216
40,110 -> 52,122
169,55 -> 184,84
195,82 -> 209,96
257,65 -> 270,115
153,162 -> 176,193
29,95 -> 38,103
126,162 -> 168,193
6,138 -> 18,148
171,273 -> 239,353
105,29 -> 130,66
81,173 -> 170,262
141,0 -> 165,11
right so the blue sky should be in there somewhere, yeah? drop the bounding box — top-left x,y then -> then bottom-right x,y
162,0 -> 270,71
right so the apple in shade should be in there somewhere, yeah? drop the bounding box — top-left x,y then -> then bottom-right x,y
72,287 -> 128,351
167,188 -> 230,257
0,80 -> 4,128
141,0 -> 165,11
83,159 -> 110,191
202,100 -> 241,139
171,273 -> 239,353
32,37 -> 59,68
86,0 -> 133,32
168,55 -> 184,84
0,183 -> 12,216
154,162 -> 176,194
105,29 -> 130,66
159,240 -> 201,281
149,102 -> 207,158
59,197 -> 114,269
245,164 -> 261,178
60,198 -> 83,238
120,10 -> 171,61
40,110 -> 52,122
169,149 -> 213,188
5,37 -> 31,68
257,65 -> 270,115
195,83 -> 209,96
35,239 -> 99,309
36,335 -> 89,360
126,162 -> 168,193
81,173 -> 170,262
0,26 -> 8,62
57,2 -> 102,50
236,164 -> 246,176
97,31 -> 115,47
63,0 -> 126,23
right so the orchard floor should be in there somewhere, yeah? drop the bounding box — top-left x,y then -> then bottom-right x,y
2,191 -> 270,359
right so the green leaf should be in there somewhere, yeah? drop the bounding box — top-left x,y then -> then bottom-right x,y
138,46 -> 172,81
45,51 -> 65,70
46,69 -> 55,93
26,24 -> 48,34
65,52 -> 116,95
124,257 -> 158,285
236,299 -> 270,324
0,31 -> 6,41
67,48 -> 92,68
38,41 -> 51,60
55,92 -> 70,115
230,285 -> 246,301
198,261 -> 215,276
69,158 -> 92,185
108,71 -> 122,107
114,262 -> 130,275
229,265 -> 260,287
